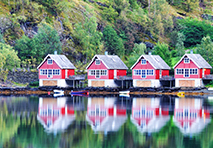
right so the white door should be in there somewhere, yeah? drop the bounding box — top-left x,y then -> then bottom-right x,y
160,70 -> 162,78
202,69 -> 205,77
48,69 -> 53,78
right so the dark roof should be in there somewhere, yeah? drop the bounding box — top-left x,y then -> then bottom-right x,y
37,54 -> 76,69
86,55 -> 128,70
131,55 -> 171,69
173,54 -> 212,69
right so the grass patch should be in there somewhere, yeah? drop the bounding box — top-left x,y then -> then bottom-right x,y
11,81 -> 28,87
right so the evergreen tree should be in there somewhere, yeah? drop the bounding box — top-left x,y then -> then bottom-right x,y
197,36 -> 213,68
74,15 -> 103,63
103,25 -> 124,56
153,42 -> 171,67
128,43 -> 147,67
175,32 -> 185,57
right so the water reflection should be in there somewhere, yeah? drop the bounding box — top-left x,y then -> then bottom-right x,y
131,97 -> 170,133
86,97 -> 127,133
173,97 -> 211,135
37,97 -> 75,133
0,95 -> 213,148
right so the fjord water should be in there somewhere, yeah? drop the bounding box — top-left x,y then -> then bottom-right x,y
0,95 -> 212,148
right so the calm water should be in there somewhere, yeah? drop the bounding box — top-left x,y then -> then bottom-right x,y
0,95 -> 213,148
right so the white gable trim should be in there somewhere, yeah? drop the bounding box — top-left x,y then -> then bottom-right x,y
37,54 -> 62,69
130,55 -> 157,69
173,54 -> 201,69
86,55 -> 110,69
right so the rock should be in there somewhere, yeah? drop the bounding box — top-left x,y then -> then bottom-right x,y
144,42 -> 155,49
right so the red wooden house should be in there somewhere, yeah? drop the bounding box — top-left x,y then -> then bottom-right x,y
37,54 -> 76,87
173,53 -> 212,87
86,97 -> 127,133
131,55 -> 170,87
131,97 -> 170,133
86,55 -> 128,87
173,98 -> 210,135
37,97 -> 75,133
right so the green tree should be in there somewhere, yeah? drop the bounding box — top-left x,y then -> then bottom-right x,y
103,25 -> 125,56
0,43 -> 20,70
175,32 -> 185,57
197,36 -> 213,68
178,18 -> 213,47
128,43 -> 147,67
153,42 -> 171,67
34,24 -> 62,62
74,15 -> 103,63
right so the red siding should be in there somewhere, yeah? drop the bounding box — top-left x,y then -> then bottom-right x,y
132,60 -> 156,79
39,60 -> 62,79
108,70 -> 114,79
61,69 -> 65,79
175,59 -> 200,79
67,69 -> 75,77
205,69 -> 211,75
162,70 -> 169,76
108,108 -> 114,116
87,60 -> 108,79
155,70 -> 160,79
117,70 -> 126,76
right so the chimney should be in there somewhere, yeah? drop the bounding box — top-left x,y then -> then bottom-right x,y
105,51 -> 108,55
148,51 -> 151,55
54,51 -> 57,55
190,50 -> 193,54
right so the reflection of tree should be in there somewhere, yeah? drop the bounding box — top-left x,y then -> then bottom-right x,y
196,119 -> 213,148
60,121 -> 103,148
14,114 -> 61,148
0,114 -> 20,145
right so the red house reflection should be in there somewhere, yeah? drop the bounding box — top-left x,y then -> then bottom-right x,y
86,97 -> 127,133
131,98 -> 170,133
37,97 -> 75,133
173,98 -> 211,135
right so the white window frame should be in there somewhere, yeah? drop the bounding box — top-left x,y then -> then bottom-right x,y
47,69 -> 53,78
141,59 -> 146,65
141,70 -> 146,78
40,69 -> 47,75
176,69 -> 184,75
95,59 -> 100,65
147,69 -> 154,76
53,69 -> 60,75
100,70 -> 107,76
190,69 -> 198,75
89,70 -> 95,76
184,69 -> 190,77
95,70 -> 100,78
47,59 -> 53,65
184,58 -> 190,63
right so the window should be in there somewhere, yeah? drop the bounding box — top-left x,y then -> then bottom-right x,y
134,70 -> 141,75
40,69 -> 47,75
184,58 -> 190,63
96,70 -> 100,78
47,120 -> 52,127
141,59 -> 146,65
184,69 -> 190,77
101,70 -> 107,76
190,69 -> 198,75
134,111 -> 140,118
95,59 -> 100,65
176,69 -> 184,75
141,70 -> 146,78
47,59 -> 53,64
48,69 -> 53,78
147,70 -> 154,75
89,70 -> 95,76
141,120 -> 146,129
53,69 -> 60,75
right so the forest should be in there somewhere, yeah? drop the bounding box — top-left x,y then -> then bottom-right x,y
0,0 -> 213,71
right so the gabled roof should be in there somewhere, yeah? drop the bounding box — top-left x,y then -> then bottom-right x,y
131,55 -> 171,70
173,54 -> 212,69
37,54 -> 76,69
86,55 -> 128,70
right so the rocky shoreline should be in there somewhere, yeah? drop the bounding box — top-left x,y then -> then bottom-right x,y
0,86 -> 211,96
